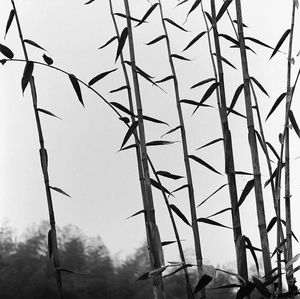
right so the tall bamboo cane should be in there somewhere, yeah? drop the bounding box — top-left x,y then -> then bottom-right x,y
209,0 -> 248,281
11,0 -> 63,297
234,0 -> 272,277
123,1 -> 165,298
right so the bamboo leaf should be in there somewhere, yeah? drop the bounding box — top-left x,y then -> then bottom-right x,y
155,75 -> 174,84
213,53 -> 236,69
250,77 -> 270,97
110,85 -> 128,93
126,210 -> 145,219
267,216 -> 277,233
180,99 -> 198,106
21,61 -> 34,94
146,140 -> 176,147
164,18 -> 188,32
219,33 -> 239,46
286,253 -> 300,270
110,102 -> 135,117
171,54 -> 191,61
265,93 -> 286,120
161,240 -> 177,246
244,236 -> 259,275
176,0 -> 189,7
163,264 -> 193,278
0,43 -> 14,59
98,36 -> 117,49
143,115 -> 169,126
236,283 -> 256,299
37,108 -> 61,120
150,178 -> 172,196
124,61 -> 154,78
197,218 -> 231,229
270,29 -> 291,59
42,53 -> 53,65
50,186 -> 71,198
230,44 -> 256,54
213,284 -> 241,289
120,121 -> 138,149
216,0 -> 233,22
146,35 -> 166,45
119,116 -> 130,124
24,39 -> 46,51
266,142 -> 280,161
189,155 -> 221,175
226,108 -> 247,119
114,13 -> 143,23
233,20 -> 248,28
255,130 -> 270,161
48,229 -> 53,259
156,171 -> 184,180
137,266 -> 168,280
4,10 -> 15,39
59,268 -> 84,275
190,78 -> 215,89
69,74 -> 84,107
233,171 -> 253,176
196,138 -> 223,150
185,0 -> 202,21
161,125 -> 181,137
236,179 -> 254,210
84,0 -> 96,4
207,207 -> 231,218
172,184 -> 189,193
183,31 -> 206,51
170,204 -> 190,226
119,144 -> 137,151
88,68 -> 118,86
244,37 -> 273,50
228,84 -> 244,112
216,269 -> 246,285
289,110 -> 300,139
115,27 -> 128,62
194,275 -> 213,294
198,184 -> 228,207
135,3 -> 159,27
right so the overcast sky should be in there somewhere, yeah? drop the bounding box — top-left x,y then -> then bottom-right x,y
0,0 -> 300,279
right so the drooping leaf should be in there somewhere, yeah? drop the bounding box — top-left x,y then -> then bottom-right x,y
185,0 -> 202,21
204,11 -> 212,25
198,184 -> 228,207
69,74 -> 84,107
124,61 -> 154,78
250,77 -> 270,97
98,36 -> 118,49
161,125 -> 181,137
37,108 -> 61,120
197,218 -> 231,229
196,138 -> 223,150
244,236 -> 259,274
194,275 -> 213,294
189,155 -> 221,175
226,108 -> 247,119
216,0 -> 233,22
170,204 -> 190,227
150,178 -> 172,196
115,27 -> 128,62
171,54 -> 191,61
155,75 -> 174,84
24,39 -> 46,51
216,269 -> 246,285
48,229 -> 53,258
163,264 -> 193,278
126,210 -> 145,219
135,3 -> 159,27
0,43 -> 14,59
110,102 -> 135,117
156,171 -> 184,180
255,130 -> 270,161
88,68 -> 118,86
172,184 -> 189,193
236,179 -> 254,210
84,0 -> 96,4
219,34 -> 239,46
164,18 -> 188,32
190,78 -> 215,89
228,84 -> 244,112
230,44 -> 256,54
146,140 -> 176,147
193,82 -> 219,114
143,115 -> 169,126
110,85 -> 128,93
183,31 -> 206,51
42,53 -> 53,65
207,207 -> 231,218
146,35 -> 166,45
289,110 -> 300,139
244,36 -> 273,50
265,92 -> 286,120
270,29 -> 291,59
4,10 -> 15,39
114,13 -> 143,23
50,186 -> 71,198
236,282 -> 256,299
266,142 -> 280,161
213,53 -> 236,69
21,61 -> 34,93
120,121 -> 138,149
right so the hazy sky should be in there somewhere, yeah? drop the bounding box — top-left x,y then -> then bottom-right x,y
0,0 -> 300,279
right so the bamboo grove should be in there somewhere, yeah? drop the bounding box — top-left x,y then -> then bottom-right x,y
1,0 -> 300,298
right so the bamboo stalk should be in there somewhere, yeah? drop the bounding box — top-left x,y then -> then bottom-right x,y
10,1 -> 63,297
234,0 -> 272,277
209,0 -> 248,281
123,1 -> 166,298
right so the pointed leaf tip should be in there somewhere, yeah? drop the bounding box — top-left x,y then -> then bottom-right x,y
22,61 -> 34,94
194,275 -> 213,294
5,10 -> 15,39
0,43 -> 14,59
69,74 -> 84,107
115,27 -> 128,63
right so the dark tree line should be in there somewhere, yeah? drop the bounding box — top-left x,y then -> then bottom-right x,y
0,222 -> 264,298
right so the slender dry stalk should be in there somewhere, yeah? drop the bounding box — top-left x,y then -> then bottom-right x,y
234,0 -> 272,277
123,1 -> 166,298
10,1 -> 63,297
209,0 -> 248,281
